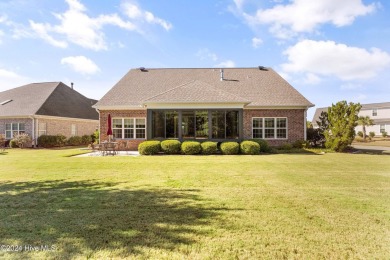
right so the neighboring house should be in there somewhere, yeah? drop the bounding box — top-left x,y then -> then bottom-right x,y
312,102 -> 390,135
0,82 -> 99,146
94,67 -> 314,150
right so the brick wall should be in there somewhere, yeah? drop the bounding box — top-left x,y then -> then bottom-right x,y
0,118 -> 33,139
99,110 -> 147,151
243,109 -> 305,146
38,118 -> 98,138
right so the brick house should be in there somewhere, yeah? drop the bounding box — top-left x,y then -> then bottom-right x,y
0,82 -> 99,146
94,67 -> 314,150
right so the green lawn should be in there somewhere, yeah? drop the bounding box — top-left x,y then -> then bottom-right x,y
0,149 -> 389,259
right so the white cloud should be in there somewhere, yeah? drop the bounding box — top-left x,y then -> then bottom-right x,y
29,21 -> 68,48
303,73 -> 321,85
340,83 -> 363,90
196,48 -> 218,61
61,56 -> 100,75
236,0 -> 376,39
251,37 -> 263,48
0,68 -> 29,91
281,40 -> 390,81
0,68 -> 20,78
27,0 -> 169,51
28,0 -> 138,51
214,60 -> 236,68
121,1 -> 172,31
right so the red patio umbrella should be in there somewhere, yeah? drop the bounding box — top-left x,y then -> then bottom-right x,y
107,114 -> 113,141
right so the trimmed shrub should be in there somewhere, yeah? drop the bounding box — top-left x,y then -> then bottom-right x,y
383,131 -> 388,138
280,143 -> 293,150
240,141 -> 260,155
201,141 -> 218,155
220,142 -> 239,155
81,135 -> 92,145
67,136 -> 83,146
354,136 -> 364,142
12,133 -> 32,148
181,141 -> 201,155
292,140 -> 305,149
357,131 -> 363,138
9,139 -> 18,148
249,139 -> 271,153
161,139 -> 181,154
368,131 -> 375,138
138,140 -> 161,155
56,135 -> 67,147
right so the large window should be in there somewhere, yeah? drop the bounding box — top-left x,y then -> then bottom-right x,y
151,110 -> 240,140
372,109 -> 377,116
112,118 -> 146,139
380,124 -> 386,133
196,111 -> 208,139
152,111 -> 179,138
252,118 -> 287,139
5,123 -> 25,139
38,123 -> 47,137
71,124 -> 77,136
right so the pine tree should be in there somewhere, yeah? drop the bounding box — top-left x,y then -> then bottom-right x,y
325,101 -> 361,152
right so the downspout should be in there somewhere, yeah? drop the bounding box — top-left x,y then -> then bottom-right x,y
95,108 -> 100,143
304,108 -> 308,141
29,115 -> 36,147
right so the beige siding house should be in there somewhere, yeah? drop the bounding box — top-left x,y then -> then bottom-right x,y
94,67 -> 314,150
312,102 -> 390,135
0,82 -> 99,146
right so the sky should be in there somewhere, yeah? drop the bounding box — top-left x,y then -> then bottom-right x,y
0,0 -> 389,120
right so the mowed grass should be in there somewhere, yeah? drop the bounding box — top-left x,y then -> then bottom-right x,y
0,149 -> 389,259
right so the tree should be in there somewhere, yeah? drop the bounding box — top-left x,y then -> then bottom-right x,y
357,116 -> 374,141
325,101 -> 361,152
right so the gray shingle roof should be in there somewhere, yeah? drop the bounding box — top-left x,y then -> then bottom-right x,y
0,82 -> 98,120
361,102 -> 390,110
311,107 -> 328,127
95,67 -> 314,108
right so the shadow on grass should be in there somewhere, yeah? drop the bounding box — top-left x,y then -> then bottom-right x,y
0,180 -> 219,258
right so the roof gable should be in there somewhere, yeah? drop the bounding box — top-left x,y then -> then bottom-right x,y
0,82 -> 60,117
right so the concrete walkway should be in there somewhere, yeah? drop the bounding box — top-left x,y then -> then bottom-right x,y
352,145 -> 390,152
75,151 -> 140,157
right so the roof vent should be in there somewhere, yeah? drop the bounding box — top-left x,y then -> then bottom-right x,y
258,66 -> 268,71
71,82 -> 74,89
139,67 -> 148,72
0,99 -> 12,105
220,69 -> 224,81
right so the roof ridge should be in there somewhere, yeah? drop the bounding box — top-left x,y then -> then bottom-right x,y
33,82 -> 62,114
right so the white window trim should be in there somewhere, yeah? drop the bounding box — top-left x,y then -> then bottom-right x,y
5,123 -> 26,139
38,122 -> 47,137
380,124 -> 386,133
251,117 -> 288,140
71,124 -> 77,136
372,108 -> 377,116
112,117 -> 146,139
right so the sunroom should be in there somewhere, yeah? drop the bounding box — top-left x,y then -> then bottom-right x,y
147,109 -> 243,141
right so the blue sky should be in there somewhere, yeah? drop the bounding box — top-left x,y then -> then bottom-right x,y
0,0 -> 389,119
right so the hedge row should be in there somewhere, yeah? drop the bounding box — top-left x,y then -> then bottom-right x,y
37,134 -> 93,148
138,139 -> 271,155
